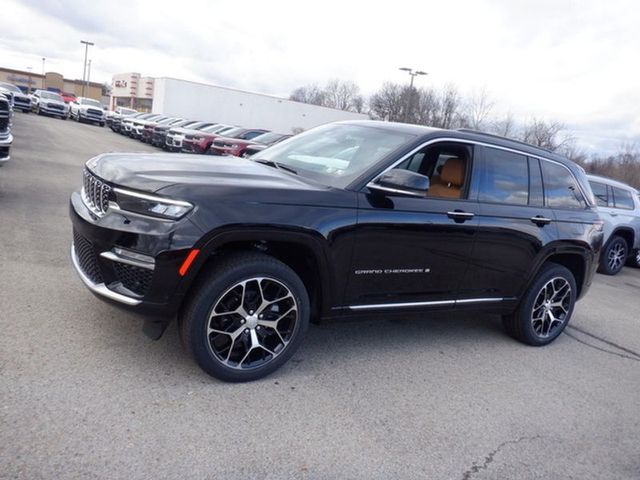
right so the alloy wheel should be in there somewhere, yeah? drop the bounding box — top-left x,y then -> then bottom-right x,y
206,277 -> 298,370
531,277 -> 572,338
608,242 -> 626,271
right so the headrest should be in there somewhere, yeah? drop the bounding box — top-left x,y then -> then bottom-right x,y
440,158 -> 465,186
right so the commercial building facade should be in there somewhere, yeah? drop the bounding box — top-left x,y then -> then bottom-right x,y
152,77 -> 368,133
0,67 -> 103,100
110,73 -> 154,111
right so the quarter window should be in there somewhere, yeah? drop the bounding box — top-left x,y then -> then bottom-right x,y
541,161 -> 586,209
612,187 -> 635,210
479,148 -> 528,205
589,181 -> 608,207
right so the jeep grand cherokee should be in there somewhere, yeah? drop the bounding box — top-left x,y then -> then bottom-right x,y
69,121 -> 603,382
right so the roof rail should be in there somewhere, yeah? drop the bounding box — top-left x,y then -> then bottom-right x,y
456,128 -> 555,154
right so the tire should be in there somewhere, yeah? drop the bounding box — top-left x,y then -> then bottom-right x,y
180,252 -> 310,382
503,263 -> 577,346
100,122 -> 105,127
626,249 -> 640,268
598,236 -> 628,275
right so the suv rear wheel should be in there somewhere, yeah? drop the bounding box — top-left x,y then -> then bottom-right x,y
598,236 -> 628,275
503,263 -> 576,346
180,252 -> 310,382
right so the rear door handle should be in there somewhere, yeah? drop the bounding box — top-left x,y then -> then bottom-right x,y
447,210 -> 475,223
530,215 -> 552,226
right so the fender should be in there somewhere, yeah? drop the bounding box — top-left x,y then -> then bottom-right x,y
174,224 -> 339,314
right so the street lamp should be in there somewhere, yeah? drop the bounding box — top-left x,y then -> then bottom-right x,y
80,40 -> 94,97
399,67 -> 427,122
26,66 -> 33,95
42,57 -> 46,76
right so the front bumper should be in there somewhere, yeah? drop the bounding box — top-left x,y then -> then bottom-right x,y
79,111 -> 105,123
40,104 -> 68,116
14,98 -> 31,111
69,191 -> 203,316
165,135 -> 184,149
0,132 -> 12,163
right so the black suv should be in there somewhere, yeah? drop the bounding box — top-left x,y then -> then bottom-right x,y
69,121 -> 603,382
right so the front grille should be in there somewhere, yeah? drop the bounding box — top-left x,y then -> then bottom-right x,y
82,169 -> 111,216
113,262 -> 153,296
73,231 -> 103,284
87,108 -> 102,116
49,103 -> 63,111
0,116 -> 7,131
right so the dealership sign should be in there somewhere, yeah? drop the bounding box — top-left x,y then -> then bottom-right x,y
7,75 -> 36,85
114,80 -> 128,88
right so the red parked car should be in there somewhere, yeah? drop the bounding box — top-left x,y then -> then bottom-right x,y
60,92 -> 77,104
207,128 -> 273,156
181,124 -> 236,153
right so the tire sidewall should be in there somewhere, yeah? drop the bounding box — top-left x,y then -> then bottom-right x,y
186,258 -> 310,382
517,264 -> 577,346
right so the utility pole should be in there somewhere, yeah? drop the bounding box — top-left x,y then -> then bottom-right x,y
42,57 -> 46,76
399,67 -> 427,123
80,40 -> 94,97
26,67 -> 33,94
87,60 -> 92,93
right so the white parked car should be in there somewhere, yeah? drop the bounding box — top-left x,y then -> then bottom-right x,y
69,97 -> 106,126
30,90 -> 69,119
0,82 -> 31,113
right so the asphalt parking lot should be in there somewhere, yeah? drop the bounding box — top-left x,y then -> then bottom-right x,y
1,113 -> 639,480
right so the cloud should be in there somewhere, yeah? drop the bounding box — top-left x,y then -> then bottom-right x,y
1,0 -> 638,153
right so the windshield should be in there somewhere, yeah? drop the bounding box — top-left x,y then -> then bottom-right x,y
200,124 -> 230,133
255,123 -> 415,188
80,98 -> 102,108
41,91 -> 64,101
0,83 -> 21,93
217,127 -> 244,137
252,132 -> 286,144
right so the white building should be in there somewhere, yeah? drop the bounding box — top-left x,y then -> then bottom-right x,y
152,77 -> 368,134
110,72 -> 154,111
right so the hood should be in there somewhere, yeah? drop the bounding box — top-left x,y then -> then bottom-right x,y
214,136 -> 255,147
86,152 -> 324,194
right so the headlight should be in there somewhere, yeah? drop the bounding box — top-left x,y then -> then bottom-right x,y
113,187 -> 193,220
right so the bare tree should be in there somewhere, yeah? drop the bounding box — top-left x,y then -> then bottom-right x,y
489,112 -> 516,138
289,84 -> 325,106
520,118 -> 574,152
465,87 -> 495,130
369,82 -> 405,121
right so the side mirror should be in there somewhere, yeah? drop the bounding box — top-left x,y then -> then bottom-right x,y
369,169 -> 430,197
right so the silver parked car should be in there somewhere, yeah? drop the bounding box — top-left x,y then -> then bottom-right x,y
588,174 -> 640,274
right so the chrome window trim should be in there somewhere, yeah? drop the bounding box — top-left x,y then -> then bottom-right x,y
367,137 -> 591,207
348,297 -> 504,311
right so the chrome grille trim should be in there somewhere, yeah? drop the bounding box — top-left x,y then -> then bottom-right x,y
81,169 -> 111,216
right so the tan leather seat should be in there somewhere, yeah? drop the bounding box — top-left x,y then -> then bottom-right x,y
428,158 -> 465,199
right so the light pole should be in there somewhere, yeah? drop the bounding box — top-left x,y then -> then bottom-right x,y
399,67 -> 427,122
87,59 -> 92,89
42,57 -> 46,76
80,40 -> 94,97
26,66 -> 33,94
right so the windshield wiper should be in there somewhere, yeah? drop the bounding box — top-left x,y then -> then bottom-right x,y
253,159 -> 298,175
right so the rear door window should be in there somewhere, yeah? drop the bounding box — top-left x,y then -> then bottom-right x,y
478,147 -> 528,205
541,161 -> 587,209
612,187 -> 635,210
589,181 -> 608,207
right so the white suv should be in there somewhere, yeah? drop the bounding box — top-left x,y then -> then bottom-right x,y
588,174 -> 640,274
69,97 -> 106,126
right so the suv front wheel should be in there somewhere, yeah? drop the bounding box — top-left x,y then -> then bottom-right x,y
180,252 -> 310,382
503,263 -> 576,346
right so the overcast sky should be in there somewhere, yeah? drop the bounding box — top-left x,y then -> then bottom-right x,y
2,0 -> 639,154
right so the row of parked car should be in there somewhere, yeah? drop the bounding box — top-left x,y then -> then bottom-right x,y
107,109 -> 292,158
0,81 -> 109,127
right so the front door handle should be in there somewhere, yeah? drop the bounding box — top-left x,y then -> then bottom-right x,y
447,210 -> 475,223
531,215 -> 552,226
